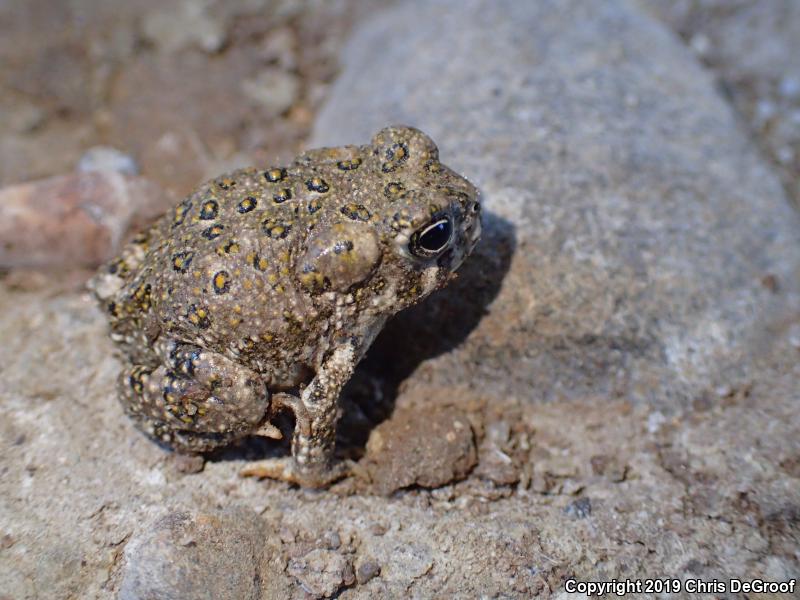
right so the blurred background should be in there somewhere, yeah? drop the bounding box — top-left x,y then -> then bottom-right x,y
0,0 -> 392,196
1,0 -> 798,205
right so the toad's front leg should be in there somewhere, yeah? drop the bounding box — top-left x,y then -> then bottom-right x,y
241,342 -> 357,487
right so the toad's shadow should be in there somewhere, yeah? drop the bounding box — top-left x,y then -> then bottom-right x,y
336,210 -> 515,455
212,209 -> 515,462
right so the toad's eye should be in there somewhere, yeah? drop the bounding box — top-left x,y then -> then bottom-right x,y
409,217 -> 452,258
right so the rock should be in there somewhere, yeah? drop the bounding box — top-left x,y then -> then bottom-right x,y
564,497 -> 592,519
473,420 -> 520,486
364,406 -> 477,495
169,453 -> 206,475
637,0 -> 800,208
141,1 -> 228,54
0,173 -> 173,269
118,508 -> 269,600
313,0 -> 800,410
241,68 -> 301,117
77,146 -> 139,176
377,542 -> 434,583
287,548 -> 354,598
779,76 -> 800,101
319,531 -> 341,550
355,559 -> 381,585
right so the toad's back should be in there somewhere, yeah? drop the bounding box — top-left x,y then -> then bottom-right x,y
103,146 -> 375,377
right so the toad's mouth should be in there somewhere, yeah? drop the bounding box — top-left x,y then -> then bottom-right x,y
436,248 -> 455,271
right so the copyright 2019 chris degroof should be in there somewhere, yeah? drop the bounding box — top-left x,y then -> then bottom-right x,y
564,577 -> 797,596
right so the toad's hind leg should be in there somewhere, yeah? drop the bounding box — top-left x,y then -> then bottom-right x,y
118,341 -> 270,452
241,342 -> 357,487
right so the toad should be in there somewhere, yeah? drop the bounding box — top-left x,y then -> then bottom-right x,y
89,125 -> 481,487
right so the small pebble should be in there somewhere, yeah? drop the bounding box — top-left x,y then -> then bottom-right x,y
78,146 -> 139,176
775,146 -> 794,165
171,453 -> 205,474
321,531 -> 341,550
754,100 -> 776,125
778,76 -> 800,100
369,523 -> 387,536
787,324 -> 800,349
689,33 -> 711,56
564,497 -> 592,519
646,411 -> 666,434
356,560 -> 381,585
288,548 -> 353,598
141,2 -> 227,53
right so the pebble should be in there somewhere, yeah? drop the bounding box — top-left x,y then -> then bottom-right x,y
0,173 -> 173,269
141,1 -> 228,53
77,146 -> 139,176
241,68 -> 300,117
564,497 -> 592,519
364,405 -> 477,495
119,508 -> 271,600
287,548 -> 354,598
778,76 -> 800,100
355,559 -> 381,585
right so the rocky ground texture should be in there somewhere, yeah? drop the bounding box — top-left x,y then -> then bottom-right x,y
1,1 -> 799,599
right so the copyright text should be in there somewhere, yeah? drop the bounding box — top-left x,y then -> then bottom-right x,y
564,577 -> 796,596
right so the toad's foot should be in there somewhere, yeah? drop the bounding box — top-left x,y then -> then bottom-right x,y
239,457 -> 351,488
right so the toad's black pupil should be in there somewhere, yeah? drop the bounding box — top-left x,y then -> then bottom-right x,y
420,219 -> 452,251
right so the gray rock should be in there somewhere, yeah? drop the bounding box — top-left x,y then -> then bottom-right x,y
313,0 -> 800,409
355,559 -> 381,585
77,146 -> 139,176
119,508 -> 267,600
564,497 -> 592,519
637,0 -> 800,208
473,420 -> 520,486
287,548 -> 354,598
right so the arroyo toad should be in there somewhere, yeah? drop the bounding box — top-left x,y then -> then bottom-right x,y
89,126 -> 481,487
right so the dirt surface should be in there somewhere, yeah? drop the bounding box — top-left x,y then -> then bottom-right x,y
1,1 -> 799,599
0,0 -> 393,195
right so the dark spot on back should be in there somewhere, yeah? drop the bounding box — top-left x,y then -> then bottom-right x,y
172,251 -> 194,273
306,177 -> 330,193
340,203 -> 371,221
262,218 -> 292,239
202,224 -> 224,240
238,197 -> 257,213
212,271 -> 231,294
273,188 -> 293,204
199,200 -> 219,220
264,168 -> 287,183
